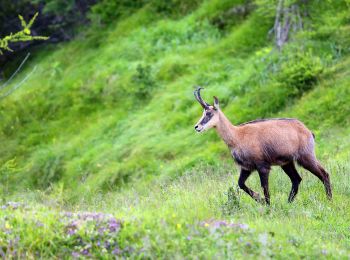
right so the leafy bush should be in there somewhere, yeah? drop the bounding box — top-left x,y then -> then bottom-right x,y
30,151 -> 65,188
231,49 -> 324,121
275,51 -> 324,96
126,64 -> 157,99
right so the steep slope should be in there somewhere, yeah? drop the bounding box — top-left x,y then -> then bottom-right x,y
0,0 -> 349,200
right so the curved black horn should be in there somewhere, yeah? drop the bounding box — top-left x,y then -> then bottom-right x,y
194,86 -> 210,109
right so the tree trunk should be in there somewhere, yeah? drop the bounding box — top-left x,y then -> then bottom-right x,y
273,0 -> 305,50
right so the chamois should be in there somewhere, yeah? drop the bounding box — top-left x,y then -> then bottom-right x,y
193,87 -> 332,204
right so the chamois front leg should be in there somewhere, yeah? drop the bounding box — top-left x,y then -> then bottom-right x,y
238,168 -> 262,203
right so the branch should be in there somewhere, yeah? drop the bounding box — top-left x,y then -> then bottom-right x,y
0,53 -> 37,101
0,53 -> 31,91
0,13 -> 48,54
0,66 -> 37,101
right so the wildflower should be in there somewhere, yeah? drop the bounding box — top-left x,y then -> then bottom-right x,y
5,222 -> 11,229
112,247 -> 122,255
67,228 -> 76,236
81,249 -> 89,256
204,223 -> 209,227
176,223 -> 182,229
108,218 -> 121,232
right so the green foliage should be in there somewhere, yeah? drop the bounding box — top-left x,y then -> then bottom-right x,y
39,0 -> 75,14
0,13 -> 48,54
156,60 -> 189,82
222,186 -> 240,215
0,159 -> 18,202
30,151 -> 64,188
128,64 -> 158,99
151,0 -> 204,18
90,0 -> 146,24
275,51 -> 323,95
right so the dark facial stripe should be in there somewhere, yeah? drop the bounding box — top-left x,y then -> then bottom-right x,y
200,112 -> 213,125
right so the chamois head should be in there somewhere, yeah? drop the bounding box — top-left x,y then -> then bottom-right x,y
194,87 -> 220,133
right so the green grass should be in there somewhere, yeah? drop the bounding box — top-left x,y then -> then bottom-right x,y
0,0 -> 350,257
1,160 -> 349,258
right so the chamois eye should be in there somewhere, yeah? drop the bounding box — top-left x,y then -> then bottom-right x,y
206,112 -> 211,116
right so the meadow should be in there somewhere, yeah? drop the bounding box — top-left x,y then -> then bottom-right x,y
0,0 -> 349,258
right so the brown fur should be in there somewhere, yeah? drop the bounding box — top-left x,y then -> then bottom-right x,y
216,113 -> 314,168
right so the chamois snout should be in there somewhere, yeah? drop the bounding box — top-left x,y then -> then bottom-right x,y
194,124 -> 202,132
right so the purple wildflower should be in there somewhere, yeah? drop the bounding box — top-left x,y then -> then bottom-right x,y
108,218 -> 121,232
112,247 -> 122,255
98,227 -> 106,234
81,249 -> 89,256
66,220 -> 79,235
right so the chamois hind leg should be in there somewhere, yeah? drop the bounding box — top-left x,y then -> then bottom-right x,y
257,166 -> 271,205
281,162 -> 302,203
238,168 -> 262,203
297,155 -> 332,200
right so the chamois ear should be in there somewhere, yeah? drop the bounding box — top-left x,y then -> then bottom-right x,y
213,96 -> 219,110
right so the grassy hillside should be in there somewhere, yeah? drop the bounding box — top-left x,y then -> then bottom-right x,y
0,0 -> 349,257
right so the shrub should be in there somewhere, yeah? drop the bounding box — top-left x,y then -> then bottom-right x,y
30,151 -> 65,188
232,50 -> 324,121
126,64 -> 157,99
275,51 -> 323,96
